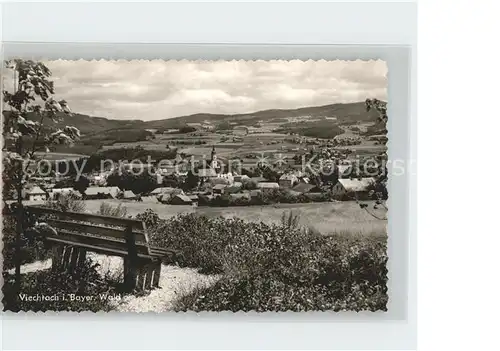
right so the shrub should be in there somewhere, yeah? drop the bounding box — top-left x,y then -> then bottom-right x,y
2,258 -> 120,312
136,209 -> 161,229
97,202 -> 128,218
141,210 -> 388,312
43,193 -> 86,213
2,214 -> 49,270
174,232 -> 387,312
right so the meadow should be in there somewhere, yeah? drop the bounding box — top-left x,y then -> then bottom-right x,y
83,200 -> 387,235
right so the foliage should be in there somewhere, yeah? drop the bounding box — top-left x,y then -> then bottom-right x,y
215,121 -> 232,131
280,210 -> 301,229
2,258 -> 118,312
259,166 -> 280,182
2,60 -> 80,201
2,215 -> 49,270
43,192 -> 86,213
241,179 -> 258,190
201,188 -> 331,207
106,170 -> 158,195
275,121 -> 344,139
96,202 -> 128,218
361,98 -> 388,217
140,211 -> 387,311
136,209 -> 162,229
2,59 -> 80,284
365,98 -> 387,123
73,175 -> 90,196
81,128 -> 152,147
183,170 -> 200,191
98,146 -> 177,162
175,125 -> 197,134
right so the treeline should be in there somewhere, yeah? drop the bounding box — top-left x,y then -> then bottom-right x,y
44,147 -> 177,177
81,128 -> 153,147
198,189 -> 331,207
275,121 -> 344,139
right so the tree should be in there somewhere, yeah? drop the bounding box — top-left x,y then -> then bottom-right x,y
261,166 -> 279,182
106,170 -> 157,195
2,59 -> 80,289
183,170 -> 199,191
365,98 -> 388,123
73,176 -> 90,197
360,98 -> 388,220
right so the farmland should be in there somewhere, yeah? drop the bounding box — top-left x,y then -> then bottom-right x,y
33,101 -> 387,161
83,200 -> 387,235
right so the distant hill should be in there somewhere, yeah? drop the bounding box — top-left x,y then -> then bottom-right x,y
2,110 -> 145,135
4,101 -> 380,132
142,102 -> 381,129
3,101 -> 385,154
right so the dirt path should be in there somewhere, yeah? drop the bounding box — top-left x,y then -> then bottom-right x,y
89,254 -> 220,312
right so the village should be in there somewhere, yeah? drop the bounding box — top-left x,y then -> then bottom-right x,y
19,141 -> 383,208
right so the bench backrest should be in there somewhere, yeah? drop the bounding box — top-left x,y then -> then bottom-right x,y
25,205 -> 153,258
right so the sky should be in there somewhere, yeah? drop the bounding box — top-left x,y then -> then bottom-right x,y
10,59 -> 388,121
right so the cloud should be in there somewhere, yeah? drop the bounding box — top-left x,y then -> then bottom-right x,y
13,59 -> 388,120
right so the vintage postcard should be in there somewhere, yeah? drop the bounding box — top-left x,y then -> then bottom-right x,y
2,59 -> 388,312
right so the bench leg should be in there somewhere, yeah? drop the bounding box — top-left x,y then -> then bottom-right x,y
136,264 -> 147,291
51,245 -> 64,271
68,247 -> 79,273
152,261 -> 161,288
76,249 -> 87,269
61,246 -> 72,271
123,257 -> 137,292
144,263 -> 155,290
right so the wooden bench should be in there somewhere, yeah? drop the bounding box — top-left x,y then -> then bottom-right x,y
24,205 -> 174,292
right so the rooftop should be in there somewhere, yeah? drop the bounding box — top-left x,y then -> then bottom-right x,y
338,178 -> 376,192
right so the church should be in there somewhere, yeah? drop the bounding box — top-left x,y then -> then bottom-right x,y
197,146 -> 235,185
209,145 -> 222,173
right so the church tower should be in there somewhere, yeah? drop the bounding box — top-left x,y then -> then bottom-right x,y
211,145 -> 217,162
210,145 -> 221,173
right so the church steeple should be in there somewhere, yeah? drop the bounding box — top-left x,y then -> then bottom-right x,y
210,145 -> 220,172
211,145 -> 216,161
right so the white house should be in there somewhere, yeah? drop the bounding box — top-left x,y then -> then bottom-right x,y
332,178 -> 376,200
28,186 -> 47,202
85,186 -> 121,199
279,173 -> 299,188
257,182 -> 280,191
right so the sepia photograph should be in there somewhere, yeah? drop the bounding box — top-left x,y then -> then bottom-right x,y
2,59 -> 389,312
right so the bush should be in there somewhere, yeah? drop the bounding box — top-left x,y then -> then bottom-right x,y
2,214 -> 49,270
141,210 -> 388,311
43,193 -> 86,213
97,202 -> 128,218
174,232 -> 387,312
2,258 -> 120,312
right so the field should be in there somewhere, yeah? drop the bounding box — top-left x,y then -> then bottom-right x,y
34,151 -> 88,161
83,200 -> 387,235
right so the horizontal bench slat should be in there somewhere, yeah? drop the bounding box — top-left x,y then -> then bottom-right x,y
150,247 -> 182,256
25,206 -> 144,231
47,219 -> 147,243
45,229 -> 151,256
46,236 -> 155,260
